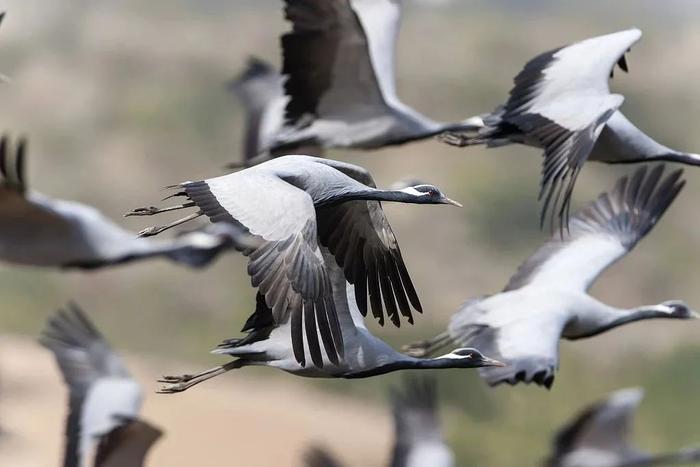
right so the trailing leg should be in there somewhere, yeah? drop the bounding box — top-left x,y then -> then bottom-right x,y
157,360 -> 244,394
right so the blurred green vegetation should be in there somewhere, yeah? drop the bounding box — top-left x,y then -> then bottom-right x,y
0,0 -> 699,465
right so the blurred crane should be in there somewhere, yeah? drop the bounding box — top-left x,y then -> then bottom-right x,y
0,135 -> 254,269
546,387 -> 700,467
303,377 -> 454,467
40,303 -> 162,467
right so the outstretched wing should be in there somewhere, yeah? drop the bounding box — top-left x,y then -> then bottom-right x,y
281,0 -> 400,124
504,165 -> 684,293
178,171 -> 343,368
501,29 -> 641,228
40,303 -> 139,467
39,303 -> 131,396
315,158 -> 422,328
546,388 -> 644,466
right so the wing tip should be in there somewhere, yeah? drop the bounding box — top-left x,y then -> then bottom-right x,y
39,302 -> 103,351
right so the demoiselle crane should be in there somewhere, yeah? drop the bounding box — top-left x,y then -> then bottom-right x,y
0,135 -> 254,269
546,387 -> 700,467
405,165 -> 697,388
303,377 -> 454,467
130,155 -> 464,369
260,0 -> 481,156
40,303 -> 162,467
440,29 -> 700,229
156,256 -> 502,393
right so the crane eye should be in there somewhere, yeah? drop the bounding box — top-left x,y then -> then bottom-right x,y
428,190 -> 438,196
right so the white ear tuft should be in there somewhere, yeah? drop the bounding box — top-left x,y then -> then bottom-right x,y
400,187 -> 426,197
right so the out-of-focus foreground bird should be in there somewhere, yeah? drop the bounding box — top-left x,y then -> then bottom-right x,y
0,135 -> 254,269
130,154 -> 463,370
546,387 -> 700,467
405,165 -> 697,389
303,377 -> 454,467
440,29 -> 700,229
40,303 -> 162,467
258,0 -> 481,157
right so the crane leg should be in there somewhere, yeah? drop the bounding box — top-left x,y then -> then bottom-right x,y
137,211 -> 203,237
125,202 -> 195,217
157,360 -> 243,393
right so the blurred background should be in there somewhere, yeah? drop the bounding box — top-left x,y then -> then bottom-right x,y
0,0 -> 699,465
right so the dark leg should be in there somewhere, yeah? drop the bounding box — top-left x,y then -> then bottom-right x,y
157,360 -> 243,394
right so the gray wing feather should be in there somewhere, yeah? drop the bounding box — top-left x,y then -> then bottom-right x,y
180,175 -> 343,368
499,30 -> 641,228
315,159 -> 421,327
281,0 -> 387,124
39,302 -> 131,390
504,164 -> 684,292
39,303 -> 133,467
448,297 -> 557,388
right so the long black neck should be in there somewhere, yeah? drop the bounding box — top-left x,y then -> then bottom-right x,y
318,188 -> 422,207
654,152 -> 700,166
568,306 -> 674,340
343,357 -> 473,379
606,152 -> 700,166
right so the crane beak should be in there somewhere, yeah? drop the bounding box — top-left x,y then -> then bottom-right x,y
482,356 -> 506,367
441,196 -> 463,208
